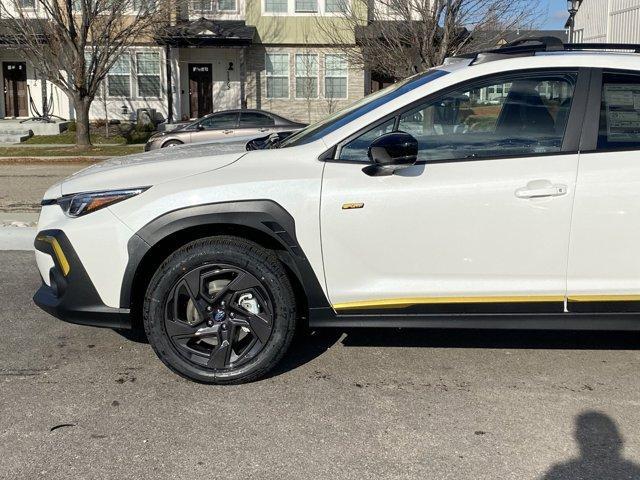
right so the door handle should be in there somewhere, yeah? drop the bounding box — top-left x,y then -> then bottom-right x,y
515,180 -> 567,199
223,130 -> 233,134
258,128 -> 270,132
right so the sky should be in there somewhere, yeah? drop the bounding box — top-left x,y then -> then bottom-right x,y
539,0 -> 570,29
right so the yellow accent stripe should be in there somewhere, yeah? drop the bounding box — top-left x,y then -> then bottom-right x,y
37,235 -> 70,276
333,295 -> 565,311
568,295 -> 640,302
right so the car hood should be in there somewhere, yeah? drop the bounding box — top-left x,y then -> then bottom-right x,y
45,142 -> 248,199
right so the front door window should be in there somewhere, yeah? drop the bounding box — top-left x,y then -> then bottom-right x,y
339,72 -> 576,162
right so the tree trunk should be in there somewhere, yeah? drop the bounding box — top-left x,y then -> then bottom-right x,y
72,96 -> 92,149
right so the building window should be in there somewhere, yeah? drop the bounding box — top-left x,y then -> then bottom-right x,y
133,0 -> 157,11
136,52 -> 161,98
324,54 -> 347,99
325,0 -> 347,12
190,0 -> 213,11
265,0 -> 288,13
295,0 -> 317,12
218,0 -> 236,10
107,55 -> 131,97
266,53 -> 289,99
18,0 -> 36,8
295,54 -> 318,99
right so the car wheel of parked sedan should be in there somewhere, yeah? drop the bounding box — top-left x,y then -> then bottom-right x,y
162,140 -> 183,148
143,236 -> 297,384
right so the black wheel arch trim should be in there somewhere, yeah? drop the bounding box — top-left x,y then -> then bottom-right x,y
120,199 -> 332,318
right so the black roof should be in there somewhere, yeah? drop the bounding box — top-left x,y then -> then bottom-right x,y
157,19 -> 256,47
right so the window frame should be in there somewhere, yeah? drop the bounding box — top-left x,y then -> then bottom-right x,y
217,0 -> 237,11
263,0 -> 349,15
135,51 -> 162,99
295,53 -> 319,100
107,54 -> 133,99
324,53 -> 348,100
17,0 -> 36,10
264,0 -> 289,13
329,67 -> 590,164
265,52 -> 291,99
294,0 -> 318,12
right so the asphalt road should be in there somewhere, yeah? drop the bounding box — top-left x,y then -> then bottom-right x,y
3,250 -> 640,480
0,163 -> 87,215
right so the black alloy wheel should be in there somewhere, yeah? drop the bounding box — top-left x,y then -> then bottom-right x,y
165,264 -> 274,370
144,236 -> 297,384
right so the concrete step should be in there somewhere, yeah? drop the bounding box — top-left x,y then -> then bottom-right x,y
0,131 -> 32,144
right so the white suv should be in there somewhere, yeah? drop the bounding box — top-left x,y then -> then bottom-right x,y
34,39 -> 640,383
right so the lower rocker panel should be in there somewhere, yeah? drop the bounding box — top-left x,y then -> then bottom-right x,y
309,312 -> 640,330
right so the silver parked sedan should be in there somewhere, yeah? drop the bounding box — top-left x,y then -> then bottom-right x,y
145,109 -> 306,151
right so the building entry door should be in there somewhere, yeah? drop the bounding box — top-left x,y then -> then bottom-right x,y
189,63 -> 213,119
3,62 -> 28,118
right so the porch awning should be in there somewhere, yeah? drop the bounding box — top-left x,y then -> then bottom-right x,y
157,19 -> 256,47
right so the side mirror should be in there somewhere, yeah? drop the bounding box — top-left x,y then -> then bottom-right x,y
363,131 -> 419,176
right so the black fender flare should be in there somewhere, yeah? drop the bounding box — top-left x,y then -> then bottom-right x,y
120,199 -> 332,317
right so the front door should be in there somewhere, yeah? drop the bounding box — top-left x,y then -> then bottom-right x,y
189,63 -> 213,119
321,70 -> 584,315
3,62 -> 28,118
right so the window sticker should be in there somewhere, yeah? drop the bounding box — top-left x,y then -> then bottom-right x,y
604,84 -> 640,142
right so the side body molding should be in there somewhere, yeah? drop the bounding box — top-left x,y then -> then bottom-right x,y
120,199 -> 332,320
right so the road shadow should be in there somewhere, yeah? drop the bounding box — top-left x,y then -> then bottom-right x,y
339,328 -> 640,350
264,328 -> 344,379
541,411 -> 640,479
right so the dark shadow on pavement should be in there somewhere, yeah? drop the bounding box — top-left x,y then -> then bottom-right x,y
339,329 -> 640,350
541,411 -> 640,480
264,328 -> 343,379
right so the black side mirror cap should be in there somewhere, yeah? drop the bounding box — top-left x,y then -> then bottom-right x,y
364,131 -> 419,176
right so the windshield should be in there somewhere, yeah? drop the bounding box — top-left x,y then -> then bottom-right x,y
278,69 -> 449,148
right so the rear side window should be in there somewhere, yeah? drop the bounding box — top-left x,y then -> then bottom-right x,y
240,112 -> 275,127
338,72 -> 576,162
598,73 -> 640,150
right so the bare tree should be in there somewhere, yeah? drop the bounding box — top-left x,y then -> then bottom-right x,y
318,0 -> 542,81
0,0 -> 172,148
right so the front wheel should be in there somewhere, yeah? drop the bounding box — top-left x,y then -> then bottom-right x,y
143,236 -> 297,384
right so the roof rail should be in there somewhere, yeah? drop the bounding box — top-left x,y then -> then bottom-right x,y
564,42 -> 640,53
448,37 -> 640,66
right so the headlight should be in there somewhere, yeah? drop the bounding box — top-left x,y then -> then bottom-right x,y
57,187 -> 149,217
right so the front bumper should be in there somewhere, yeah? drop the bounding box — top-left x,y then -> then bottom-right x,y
33,230 -> 131,329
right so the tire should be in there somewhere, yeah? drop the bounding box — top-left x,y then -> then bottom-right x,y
161,140 -> 183,148
143,236 -> 297,384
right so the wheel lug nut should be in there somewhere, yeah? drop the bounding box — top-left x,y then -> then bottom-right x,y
206,306 -> 212,312
207,320 -> 214,327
